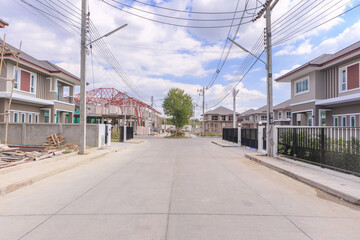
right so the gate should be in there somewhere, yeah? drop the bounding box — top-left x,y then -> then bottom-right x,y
241,128 -> 258,149
120,126 -> 134,142
222,128 -> 238,144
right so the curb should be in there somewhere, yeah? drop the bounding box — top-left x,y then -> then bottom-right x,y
211,141 -> 239,148
0,147 -> 121,196
244,154 -> 360,205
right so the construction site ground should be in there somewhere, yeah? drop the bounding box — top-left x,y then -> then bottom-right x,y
0,141 -> 142,196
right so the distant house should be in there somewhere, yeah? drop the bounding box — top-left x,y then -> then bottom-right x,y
203,106 -> 240,134
239,100 -> 291,128
0,41 -> 80,124
276,41 -> 360,127
0,19 -> 9,28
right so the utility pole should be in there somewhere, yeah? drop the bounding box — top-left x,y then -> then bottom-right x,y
197,87 -> 205,136
233,88 -> 239,128
124,92 -> 127,142
79,0 -> 88,154
265,0 -> 278,157
151,96 -> 154,135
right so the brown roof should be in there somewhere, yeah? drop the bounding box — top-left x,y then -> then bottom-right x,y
0,19 -> 9,27
276,41 -> 360,82
1,40 -> 80,82
273,99 -> 291,111
239,108 -> 255,117
205,106 -> 240,115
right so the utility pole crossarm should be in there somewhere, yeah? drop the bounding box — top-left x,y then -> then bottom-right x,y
227,38 -> 267,67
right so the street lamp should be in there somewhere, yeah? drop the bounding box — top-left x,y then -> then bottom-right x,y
79,0 -> 127,154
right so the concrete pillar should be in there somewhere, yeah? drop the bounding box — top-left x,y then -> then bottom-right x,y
273,125 -> 279,156
69,86 -> 74,103
258,126 -> 265,152
238,126 -> 241,146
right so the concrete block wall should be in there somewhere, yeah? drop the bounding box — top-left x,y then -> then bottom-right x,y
0,123 -> 109,148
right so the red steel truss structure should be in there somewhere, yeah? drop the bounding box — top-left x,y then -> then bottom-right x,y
73,88 -> 160,126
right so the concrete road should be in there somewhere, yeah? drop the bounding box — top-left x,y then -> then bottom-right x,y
1,137 -> 360,240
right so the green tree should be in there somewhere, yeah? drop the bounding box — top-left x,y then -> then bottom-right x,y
162,88 -> 193,135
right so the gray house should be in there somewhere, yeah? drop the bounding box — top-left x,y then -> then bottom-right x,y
239,99 -> 291,128
0,41 -> 80,124
203,106 -> 240,135
276,41 -> 360,127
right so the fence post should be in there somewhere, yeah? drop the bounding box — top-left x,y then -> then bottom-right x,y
238,126 -> 241,146
320,128 -> 325,165
273,125 -> 279,156
292,128 -> 297,157
258,126 -> 265,152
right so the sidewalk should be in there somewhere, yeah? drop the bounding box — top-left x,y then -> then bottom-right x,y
245,152 -> 360,205
211,139 -> 239,147
0,142 -> 137,196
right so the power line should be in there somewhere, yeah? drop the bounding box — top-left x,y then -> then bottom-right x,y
100,0 -> 255,29
108,0 -> 257,22
130,0 -> 261,15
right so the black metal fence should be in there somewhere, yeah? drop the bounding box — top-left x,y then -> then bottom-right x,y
120,126 -> 134,142
278,127 -> 360,175
222,128 -> 238,143
241,128 -> 258,149
263,127 -> 266,150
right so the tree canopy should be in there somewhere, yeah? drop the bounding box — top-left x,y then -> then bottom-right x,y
162,88 -> 194,129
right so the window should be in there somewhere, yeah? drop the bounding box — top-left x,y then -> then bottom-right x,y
56,112 -> 59,123
339,63 -> 360,92
320,111 -> 326,126
278,112 -> 282,119
286,111 -> 291,119
245,117 -> 249,121
30,73 -> 36,93
28,114 -> 32,123
351,116 -> 356,127
255,116 -> 258,121
341,68 -> 347,91
221,116 -> 226,121
13,112 -> 19,123
35,114 -> 39,123
57,85 -> 61,100
211,116 -> 218,121
342,116 -> 346,127
21,113 -> 25,123
295,77 -> 309,94
261,115 -> 267,121
13,68 -> 20,89
307,113 -> 312,126
229,116 -> 233,121
44,110 -> 50,123
334,117 -> 338,127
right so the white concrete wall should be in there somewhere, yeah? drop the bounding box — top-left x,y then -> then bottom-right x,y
0,123 -> 108,148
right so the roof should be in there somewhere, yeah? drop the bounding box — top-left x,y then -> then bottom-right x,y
204,106 -> 239,115
1,40 -> 80,82
273,99 -> 291,110
251,105 -> 267,115
239,108 -> 255,117
276,41 -> 360,82
0,19 -> 9,27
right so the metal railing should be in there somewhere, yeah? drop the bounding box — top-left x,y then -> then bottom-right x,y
222,128 -> 238,143
241,128 -> 258,149
278,126 -> 360,175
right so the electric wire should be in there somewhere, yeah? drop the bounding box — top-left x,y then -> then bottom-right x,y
130,0 -> 261,14
100,0 -> 255,29
108,0 -> 256,21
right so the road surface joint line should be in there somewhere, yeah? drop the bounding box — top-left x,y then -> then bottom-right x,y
17,145 -> 150,240
205,143 -> 314,240
164,144 -> 177,240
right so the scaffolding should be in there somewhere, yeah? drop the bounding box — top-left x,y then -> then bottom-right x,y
73,88 -> 160,128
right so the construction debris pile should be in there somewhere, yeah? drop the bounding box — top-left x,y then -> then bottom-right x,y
0,134 -> 78,169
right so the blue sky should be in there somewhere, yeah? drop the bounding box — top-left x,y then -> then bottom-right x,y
1,0 -> 360,115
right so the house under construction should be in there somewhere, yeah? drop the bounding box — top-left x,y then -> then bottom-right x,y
73,88 -> 161,135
